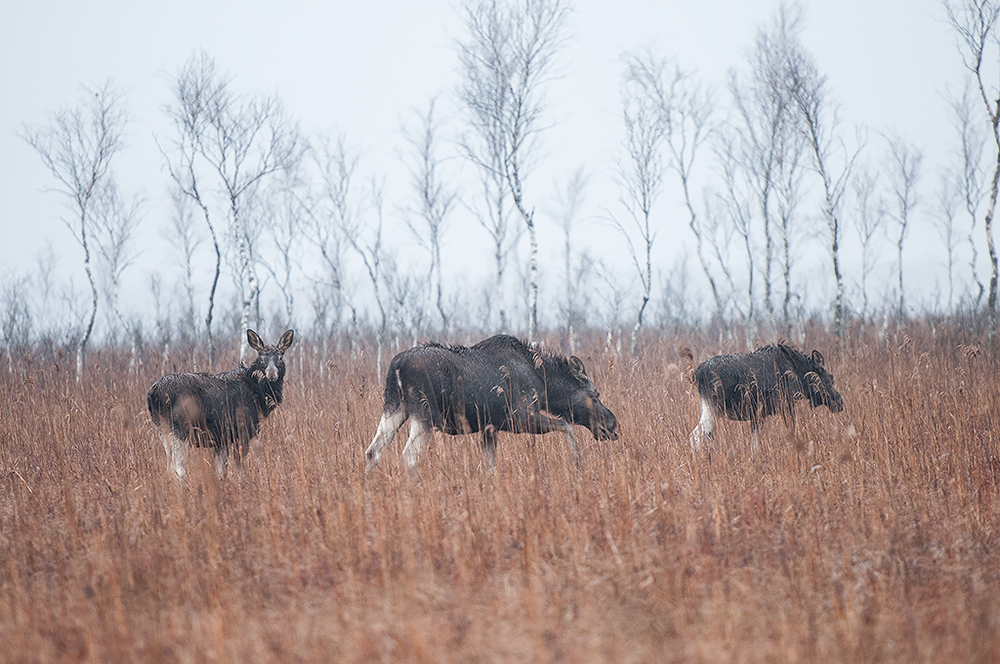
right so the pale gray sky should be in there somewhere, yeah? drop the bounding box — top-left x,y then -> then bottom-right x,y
0,0 -> 973,331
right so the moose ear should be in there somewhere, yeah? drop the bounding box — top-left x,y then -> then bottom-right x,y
247,329 -> 265,353
277,329 -> 295,352
568,356 -> 589,383
811,350 -> 825,368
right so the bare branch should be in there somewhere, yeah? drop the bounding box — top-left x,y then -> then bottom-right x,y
883,131 -> 924,318
614,48 -> 670,355
944,0 -> 1000,339
457,0 -> 569,342
403,98 -> 457,333
21,80 -> 128,380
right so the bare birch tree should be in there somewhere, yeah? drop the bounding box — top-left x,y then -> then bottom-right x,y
33,244 -> 60,347
199,85 -> 304,360
552,166 -> 588,352
663,66 -> 724,327
161,52 -> 302,362
160,53 -> 228,365
404,99 -> 456,334
457,0 -> 568,343
658,258 -> 695,334
883,132 -> 924,319
262,164 -> 304,330
165,184 -> 202,346
944,0 -> 1000,339
467,144 -> 516,331
385,260 -> 429,348
92,179 -> 142,366
948,83 -> 987,304
729,5 -> 802,328
717,130 -> 758,327
936,172 -> 963,309
699,190 -> 739,326
1,273 -> 32,376
851,167 -> 886,320
302,133 -> 355,344
773,118 -> 807,337
785,20 -> 861,338
21,80 -> 127,381
148,273 -> 172,372
344,180 -> 391,377
225,187 -> 266,339
458,42 -> 513,334
613,50 -> 669,356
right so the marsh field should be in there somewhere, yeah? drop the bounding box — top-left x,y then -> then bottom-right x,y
1,324 -> 998,663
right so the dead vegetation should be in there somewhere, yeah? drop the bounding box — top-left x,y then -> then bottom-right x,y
1,324 -> 998,662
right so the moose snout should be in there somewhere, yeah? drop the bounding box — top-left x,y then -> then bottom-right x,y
594,414 -> 619,441
265,360 -> 279,381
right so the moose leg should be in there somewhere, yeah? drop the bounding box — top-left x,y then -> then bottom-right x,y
748,417 -> 761,455
782,396 -> 798,438
159,430 -> 173,467
227,439 -> 249,474
400,418 -> 431,468
215,445 -> 230,479
563,426 -> 582,469
160,430 -> 188,479
481,425 -> 498,471
689,397 -> 716,452
523,412 -> 582,469
365,407 -> 406,471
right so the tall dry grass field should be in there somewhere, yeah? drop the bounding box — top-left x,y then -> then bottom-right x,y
1,327 -> 998,662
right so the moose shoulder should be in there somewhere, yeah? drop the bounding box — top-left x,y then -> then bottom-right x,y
147,329 -> 294,478
365,334 -> 618,471
689,344 -> 843,450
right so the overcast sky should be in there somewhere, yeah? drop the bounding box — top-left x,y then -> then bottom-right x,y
0,0 -> 972,330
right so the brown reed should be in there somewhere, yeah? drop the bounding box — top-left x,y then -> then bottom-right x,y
0,324 -> 997,662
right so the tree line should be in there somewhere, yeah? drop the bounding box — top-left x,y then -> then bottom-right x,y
4,0 -> 1000,380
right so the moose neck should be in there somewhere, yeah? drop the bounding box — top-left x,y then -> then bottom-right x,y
243,362 -> 284,415
536,356 -> 577,411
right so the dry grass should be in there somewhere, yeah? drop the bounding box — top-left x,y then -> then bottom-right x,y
1,326 -> 998,663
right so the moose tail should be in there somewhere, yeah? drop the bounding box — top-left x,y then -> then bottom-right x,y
381,363 -> 405,415
147,384 -> 169,426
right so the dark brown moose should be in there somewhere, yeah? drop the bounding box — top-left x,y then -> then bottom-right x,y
365,334 -> 619,471
688,344 -> 843,450
147,329 -> 294,478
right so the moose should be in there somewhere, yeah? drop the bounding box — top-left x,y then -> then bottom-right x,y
365,334 -> 619,471
147,329 -> 295,478
687,344 -> 844,450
